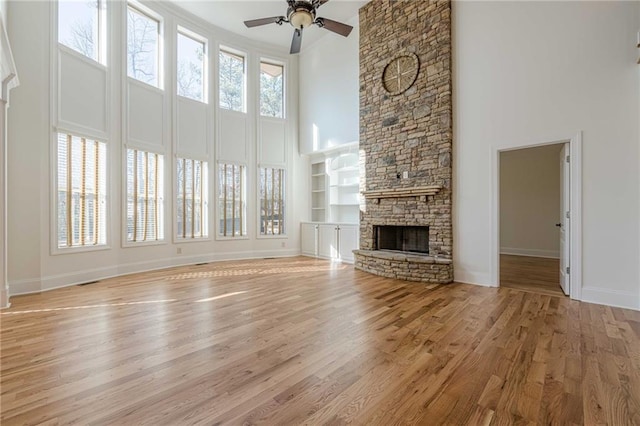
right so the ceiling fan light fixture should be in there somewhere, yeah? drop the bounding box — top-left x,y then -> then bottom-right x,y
289,10 -> 314,29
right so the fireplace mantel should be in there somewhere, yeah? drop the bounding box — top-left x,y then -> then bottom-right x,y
363,185 -> 442,203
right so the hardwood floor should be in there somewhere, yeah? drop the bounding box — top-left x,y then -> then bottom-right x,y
500,254 -> 565,297
1,257 -> 639,425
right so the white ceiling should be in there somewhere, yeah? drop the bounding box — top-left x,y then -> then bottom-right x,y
171,0 -> 367,53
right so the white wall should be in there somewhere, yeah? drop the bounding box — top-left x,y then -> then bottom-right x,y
298,16 -> 359,154
453,1 -> 640,309
6,0 -> 303,296
0,0 -> 6,27
500,144 -> 561,259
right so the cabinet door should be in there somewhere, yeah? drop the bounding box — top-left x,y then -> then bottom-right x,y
300,223 -> 318,256
338,225 -> 359,263
318,224 -> 338,259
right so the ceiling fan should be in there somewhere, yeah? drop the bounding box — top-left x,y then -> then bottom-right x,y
244,0 -> 354,54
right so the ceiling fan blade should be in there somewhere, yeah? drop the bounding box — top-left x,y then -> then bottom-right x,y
313,0 -> 330,7
290,28 -> 303,54
317,18 -> 353,37
244,16 -> 285,28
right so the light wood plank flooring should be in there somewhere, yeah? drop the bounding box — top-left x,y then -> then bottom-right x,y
500,254 -> 565,297
2,257 -> 639,425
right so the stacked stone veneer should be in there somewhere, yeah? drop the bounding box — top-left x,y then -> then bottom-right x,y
354,0 -> 453,284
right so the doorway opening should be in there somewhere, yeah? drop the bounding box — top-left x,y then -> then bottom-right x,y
498,143 -> 570,297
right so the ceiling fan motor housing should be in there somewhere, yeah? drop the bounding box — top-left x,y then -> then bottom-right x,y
288,2 -> 316,29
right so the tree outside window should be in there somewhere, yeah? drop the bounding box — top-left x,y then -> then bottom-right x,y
127,5 -> 160,87
58,0 -> 105,63
260,62 -> 284,118
219,50 -> 245,112
177,31 -> 205,102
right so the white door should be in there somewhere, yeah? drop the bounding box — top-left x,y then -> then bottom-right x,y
559,144 -> 570,295
318,224 -> 338,259
337,225 -> 359,263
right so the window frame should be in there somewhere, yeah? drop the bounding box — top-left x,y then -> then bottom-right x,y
123,146 -> 167,246
259,58 -> 285,119
57,0 -> 108,65
216,162 -> 248,240
175,156 -> 210,242
176,26 -> 208,104
126,1 -> 164,90
256,165 -> 287,239
51,130 -> 111,255
218,46 -> 247,114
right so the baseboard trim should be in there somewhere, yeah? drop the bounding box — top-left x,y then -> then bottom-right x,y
0,287 -> 10,309
500,247 -> 560,259
9,249 -> 302,297
581,287 -> 639,311
453,269 -> 496,287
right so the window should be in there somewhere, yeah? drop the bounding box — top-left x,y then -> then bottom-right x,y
126,149 -> 164,242
218,164 -> 246,237
127,5 -> 160,87
56,133 -> 107,249
177,31 -> 205,102
219,49 -> 245,112
260,61 -> 284,118
58,0 -> 106,63
177,158 -> 208,239
259,167 -> 285,235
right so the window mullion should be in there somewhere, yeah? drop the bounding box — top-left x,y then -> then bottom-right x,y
154,153 -> 159,241
94,141 -> 99,245
66,135 -> 73,247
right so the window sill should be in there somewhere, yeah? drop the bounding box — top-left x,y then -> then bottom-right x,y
215,235 -> 250,242
122,240 -> 167,248
51,244 -> 111,256
174,237 -> 212,244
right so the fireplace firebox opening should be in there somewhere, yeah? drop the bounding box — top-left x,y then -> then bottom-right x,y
374,225 -> 429,255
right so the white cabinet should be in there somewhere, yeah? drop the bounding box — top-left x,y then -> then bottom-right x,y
337,224 -> 359,263
300,222 -> 359,263
301,222 -> 318,256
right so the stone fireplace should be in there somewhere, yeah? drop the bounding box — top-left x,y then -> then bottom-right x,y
353,0 -> 453,284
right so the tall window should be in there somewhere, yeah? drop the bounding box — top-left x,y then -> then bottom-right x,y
126,149 -> 164,242
57,133 -> 107,248
260,61 -> 284,118
177,30 -> 205,102
259,167 -> 285,235
58,0 -> 106,63
218,164 -> 246,237
177,158 -> 208,239
219,49 -> 245,112
127,5 -> 160,87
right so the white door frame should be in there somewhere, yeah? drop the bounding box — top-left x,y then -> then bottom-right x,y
491,132 -> 582,300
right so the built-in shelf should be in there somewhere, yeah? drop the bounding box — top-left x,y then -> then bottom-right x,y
308,143 -> 360,224
330,183 -> 359,188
